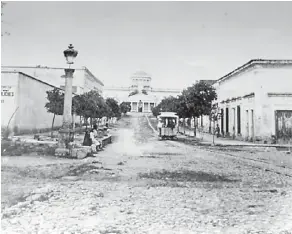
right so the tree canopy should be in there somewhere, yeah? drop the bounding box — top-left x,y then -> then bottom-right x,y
152,81 -> 217,120
45,89 -> 123,129
176,95 -> 192,118
45,88 -> 64,136
182,81 -> 217,118
106,98 -> 121,118
45,88 -> 64,116
120,102 -> 131,115
151,81 -> 217,136
151,96 -> 180,117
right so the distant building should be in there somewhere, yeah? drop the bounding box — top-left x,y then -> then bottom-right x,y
103,71 -> 181,113
1,66 -> 103,135
1,66 -> 104,95
199,59 -> 292,144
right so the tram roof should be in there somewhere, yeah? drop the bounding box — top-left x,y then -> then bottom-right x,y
158,112 -> 178,117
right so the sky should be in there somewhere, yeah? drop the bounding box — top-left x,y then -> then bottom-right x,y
1,1 -> 292,89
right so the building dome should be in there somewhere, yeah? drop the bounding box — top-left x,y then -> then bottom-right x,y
131,71 -> 152,80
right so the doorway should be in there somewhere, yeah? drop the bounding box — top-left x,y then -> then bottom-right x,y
251,109 -> 254,139
132,102 -> 138,112
226,108 -> 229,134
232,108 -> 236,137
275,110 -> 292,144
237,106 -> 241,134
246,110 -> 249,138
144,102 -> 149,112
221,109 -> 224,135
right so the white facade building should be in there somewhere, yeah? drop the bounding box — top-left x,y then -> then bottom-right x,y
1,66 -> 103,135
201,59 -> 292,144
1,66 -> 104,95
103,71 -> 181,113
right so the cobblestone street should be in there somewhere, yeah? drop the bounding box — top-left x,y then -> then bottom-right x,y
2,114 -> 292,234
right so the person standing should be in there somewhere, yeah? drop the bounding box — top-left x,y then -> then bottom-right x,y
83,130 -> 92,146
157,119 -> 163,137
216,124 -> 220,138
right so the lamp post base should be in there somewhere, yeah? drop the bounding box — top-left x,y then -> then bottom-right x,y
55,128 -> 75,157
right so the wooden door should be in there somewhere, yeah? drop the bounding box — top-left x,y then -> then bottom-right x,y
275,110 -> 292,144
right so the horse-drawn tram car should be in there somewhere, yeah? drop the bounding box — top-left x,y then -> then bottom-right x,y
157,112 -> 179,140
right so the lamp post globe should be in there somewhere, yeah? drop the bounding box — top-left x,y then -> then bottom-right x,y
63,44 -> 78,65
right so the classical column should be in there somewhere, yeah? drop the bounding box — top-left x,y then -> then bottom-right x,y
62,69 -> 74,128
58,68 -> 75,149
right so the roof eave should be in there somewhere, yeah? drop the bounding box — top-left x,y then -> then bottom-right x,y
215,59 -> 292,85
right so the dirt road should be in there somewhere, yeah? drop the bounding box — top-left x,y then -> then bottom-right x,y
2,114 -> 292,234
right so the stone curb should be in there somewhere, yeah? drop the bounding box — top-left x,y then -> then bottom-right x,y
178,135 -> 292,149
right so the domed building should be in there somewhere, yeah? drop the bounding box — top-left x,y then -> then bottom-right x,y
103,71 -> 181,113
130,71 -> 152,93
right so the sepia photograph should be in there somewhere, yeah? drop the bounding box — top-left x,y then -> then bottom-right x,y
1,1 -> 292,233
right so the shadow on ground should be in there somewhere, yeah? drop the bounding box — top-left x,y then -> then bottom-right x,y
139,169 -> 240,183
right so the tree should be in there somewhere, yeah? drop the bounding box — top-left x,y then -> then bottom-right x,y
151,105 -> 161,117
72,90 -> 101,129
160,96 -> 179,112
95,94 -> 110,119
45,88 -> 64,138
176,95 -> 191,119
72,94 -> 84,126
183,81 -> 217,136
151,96 -> 180,117
120,102 -> 131,115
106,98 -> 121,118
176,95 -> 192,134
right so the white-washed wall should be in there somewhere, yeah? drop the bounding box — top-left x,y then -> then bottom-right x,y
218,96 -> 255,140
254,66 -> 292,139
1,72 -> 19,131
214,65 -> 292,141
2,67 -> 104,95
3,72 -> 63,134
215,68 -> 259,102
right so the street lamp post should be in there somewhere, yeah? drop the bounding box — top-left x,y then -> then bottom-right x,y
57,44 -> 78,154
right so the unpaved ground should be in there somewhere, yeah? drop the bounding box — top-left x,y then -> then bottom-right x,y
2,114 -> 292,234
